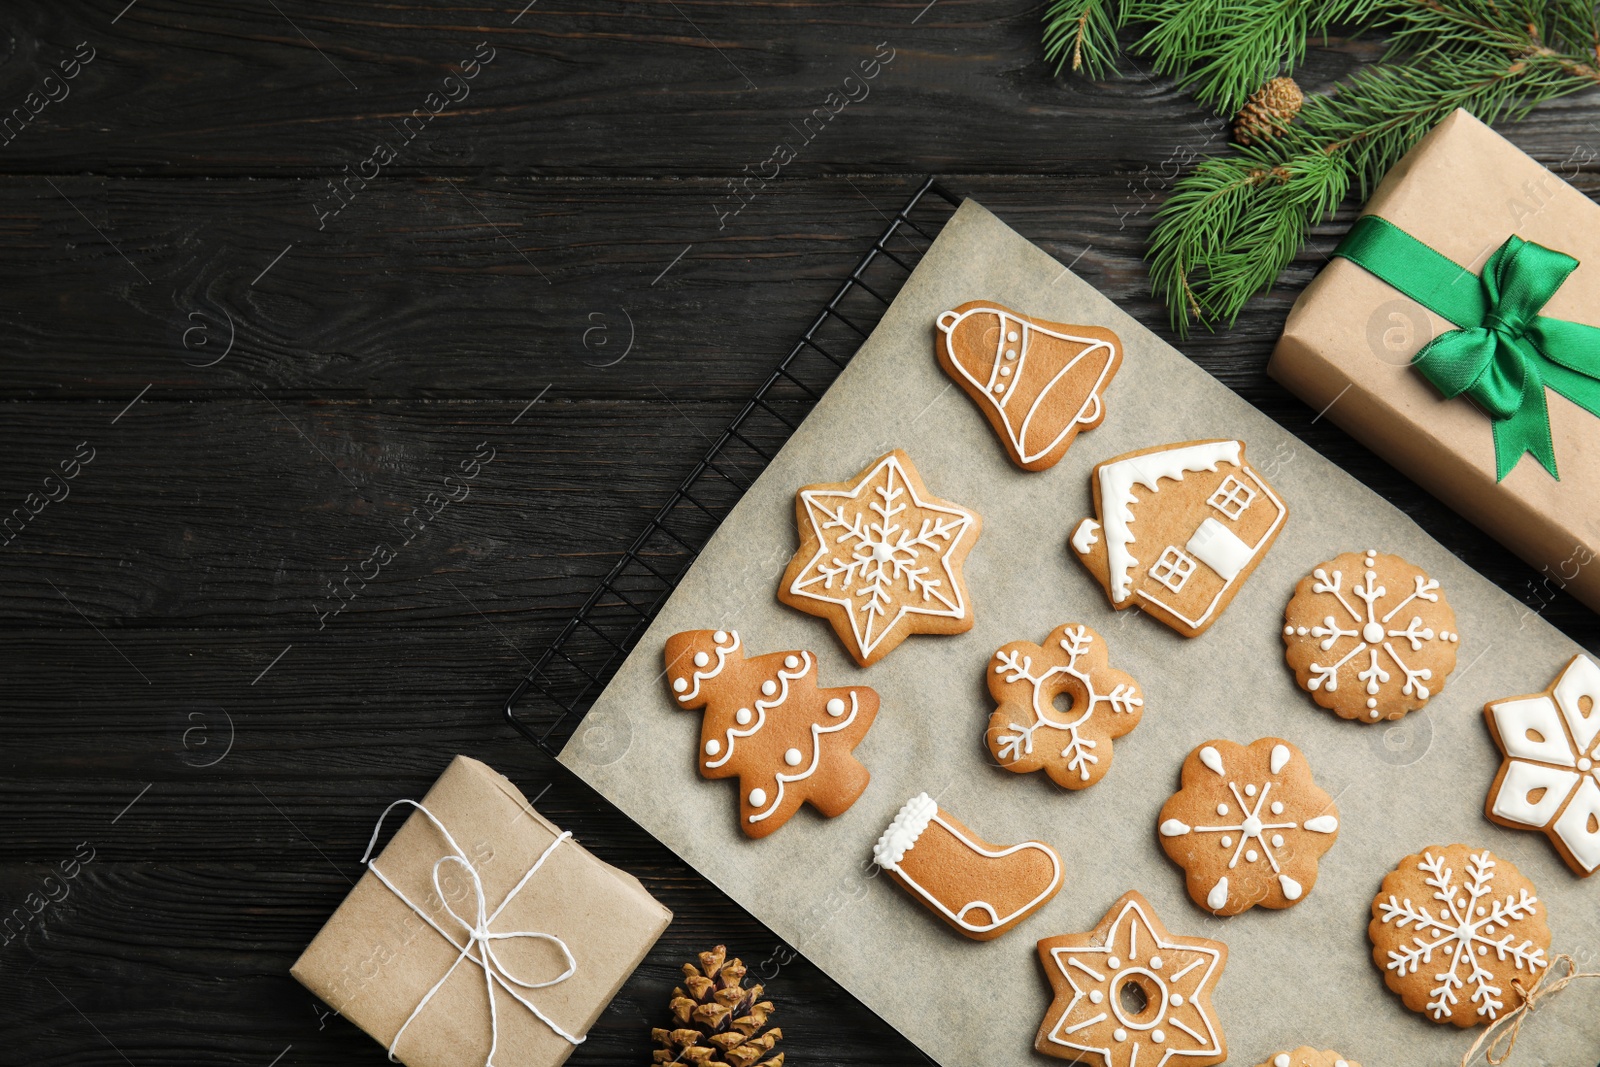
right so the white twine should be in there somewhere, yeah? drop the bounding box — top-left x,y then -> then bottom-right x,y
360,798 -> 584,1064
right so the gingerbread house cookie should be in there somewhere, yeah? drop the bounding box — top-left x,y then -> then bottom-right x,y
935,300 -> 1122,471
1070,440 -> 1287,638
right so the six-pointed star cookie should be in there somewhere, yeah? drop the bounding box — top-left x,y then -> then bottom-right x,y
779,449 -> 981,666
1035,890 -> 1228,1067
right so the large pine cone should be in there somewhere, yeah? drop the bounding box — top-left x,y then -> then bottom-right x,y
650,946 -> 783,1067
1234,76 -> 1304,146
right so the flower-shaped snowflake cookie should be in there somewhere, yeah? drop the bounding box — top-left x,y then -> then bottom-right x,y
1484,654 -> 1600,876
779,449 -> 980,667
984,623 -> 1144,790
1254,1050 -> 1361,1067
1157,738 -> 1339,915
1283,549 -> 1459,722
1369,844 -> 1549,1027
1035,890 -> 1228,1067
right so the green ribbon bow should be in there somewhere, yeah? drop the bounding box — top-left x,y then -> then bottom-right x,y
1333,215 -> 1600,481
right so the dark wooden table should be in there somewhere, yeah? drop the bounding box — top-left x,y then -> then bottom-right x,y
3,4 -> 1597,1064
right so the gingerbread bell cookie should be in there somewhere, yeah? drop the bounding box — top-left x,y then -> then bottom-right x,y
1484,654 -> 1600,876
664,629 -> 878,838
1158,738 -> 1339,915
1283,549 -> 1459,722
1255,1050 -> 1361,1067
1070,440 -> 1287,638
1035,890 -> 1228,1067
934,300 -> 1121,471
1369,844 -> 1550,1027
780,449 -> 980,667
872,792 -> 1061,941
985,623 -> 1144,789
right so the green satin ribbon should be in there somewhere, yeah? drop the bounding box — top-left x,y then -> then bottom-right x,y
1333,215 -> 1600,481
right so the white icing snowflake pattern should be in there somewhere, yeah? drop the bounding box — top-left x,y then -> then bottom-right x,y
991,626 -> 1142,781
788,453 -> 976,660
1377,849 -> 1548,1022
1285,549 -> 1458,721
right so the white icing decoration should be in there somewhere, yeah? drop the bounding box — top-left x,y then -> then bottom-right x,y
1113,1029 -> 1126,1042
1071,517 -> 1101,556
1152,1030 -> 1164,1043
1159,819 -> 1191,837
1491,760 -> 1578,827
749,788 -> 767,807
1553,654 -> 1600,753
1150,956 -> 1161,969
784,748 -> 802,766
988,624 -> 1143,783
1199,746 -> 1225,776
706,654 -> 813,772
1304,815 -> 1338,833
1089,990 -> 1102,1004
1206,878 -> 1229,910
1377,848 -> 1548,1021
704,739 -> 721,756
825,697 -> 846,716
1279,874 -> 1302,900
1271,801 -> 1284,815
789,453 -> 977,659
1491,697 -> 1578,766
760,679 -> 778,696
1297,561 -> 1453,711
936,303 -> 1119,465
1270,744 -> 1290,775
1553,776 -> 1600,872
1216,803 -> 1228,815
1275,1056 -> 1291,1067
1244,783 -> 1257,796
1245,849 -> 1258,862
693,651 -> 709,667
1336,1061 -> 1349,1067
1219,836 -> 1231,848
1185,517 -> 1253,582
674,630 -> 742,703
735,708 -> 752,726
1271,834 -> 1284,848
783,654 -> 800,669
876,795 -> 1063,934
747,690 -> 864,825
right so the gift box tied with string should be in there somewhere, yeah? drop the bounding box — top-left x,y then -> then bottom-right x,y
1271,109 -> 1600,612
292,755 -> 672,1067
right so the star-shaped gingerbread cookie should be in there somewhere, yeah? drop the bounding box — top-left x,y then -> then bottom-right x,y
1035,890 -> 1227,1067
779,449 -> 980,667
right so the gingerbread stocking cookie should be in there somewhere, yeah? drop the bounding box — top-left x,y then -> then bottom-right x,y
872,793 -> 1061,941
664,629 -> 878,838
985,623 -> 1144,789
935,300 -> 1121,471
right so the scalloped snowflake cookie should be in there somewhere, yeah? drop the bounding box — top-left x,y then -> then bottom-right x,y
1254,1050 -> 1360,1067
779,449 -> 980,667
984,623 -> 1144,790
1283,550 -> 1459,722
1157,738 -> 1339,915
1484,654 -> 1600,876
1369,844 -> 1549,1027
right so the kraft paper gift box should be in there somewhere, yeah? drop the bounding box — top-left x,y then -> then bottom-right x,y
1270,108 -> 1600,612
292,755 -> 672,1067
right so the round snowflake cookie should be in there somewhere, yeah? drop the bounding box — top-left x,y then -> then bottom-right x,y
1283,550 -> 1459,722
1157,738 -> 1339,916
1369,844 -> 1550,1027
1254,1050 -> 1360,1067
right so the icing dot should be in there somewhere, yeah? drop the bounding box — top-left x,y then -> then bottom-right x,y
1005,349 -> 1017,359
693,651 -> 710,667
1170,994 -> 1182,1006
871,543 -> 893,563
1089,990 -> 1103,1004
1296,627 -> 1308,636
1272,834 -> 1284,848
735,707 -> 752,725
826,697 -> 847,717
1149,956 -> 1162,970
1581,757 -> 1593,772
705,739 -> 721,756
1271,801 -> 1285,815
1275,1057 -> 1291,1067
1217,803 -> 1229,816
1113,1029 -> 1127,1043
1363,622 -> 1386,643
1477,906 -> 1486,916
1336,1062 -> 1350,1067
1478,944 -> 1488,955
1366,549 -> 1377,558
1107,956 -> 1120,969
761,680 -> 778,696
714,630 -> 728,643
1284,625 -> 1294,636
749,788 -> 767,807
1152,1030 -> 1164,1044
1220,836 -> 1232,848
1007,331 -> 1018,342
1246,849 -> 1259,862
1000,366 -> 1012,377
1450,632 -> 1459,643
672,677 -> 688,692
992,382 -> 1005,393
1245,783 -> 1258,797
784,748 -> 803,767
783,655 -> 800,669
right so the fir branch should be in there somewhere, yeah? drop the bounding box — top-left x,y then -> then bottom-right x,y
1043,0 -> 1122,79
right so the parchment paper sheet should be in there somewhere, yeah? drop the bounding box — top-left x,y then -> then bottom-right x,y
562,200 -> 1599,1065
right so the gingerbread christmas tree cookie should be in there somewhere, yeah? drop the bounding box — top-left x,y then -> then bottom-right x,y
1369,844 -> 1549,1027
1069,439 -> 1287,638
1035,890 -> 1228,1067
985,623 -> 1144,789
1484,654 -> 1600,876
1283,549 -> 1459,722
780,449 -> 980,667
935,300 -> 1121,471
664,628 -> 878,838
872,792 -> 1061,941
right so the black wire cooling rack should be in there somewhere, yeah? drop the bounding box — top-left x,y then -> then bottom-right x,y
505,177 -> 963,758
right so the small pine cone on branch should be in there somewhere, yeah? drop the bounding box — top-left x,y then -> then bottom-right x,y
650,946 -> 784,1067
1233,76 -> 1304,146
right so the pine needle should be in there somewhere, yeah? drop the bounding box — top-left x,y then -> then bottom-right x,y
1043,0 -> 1121,79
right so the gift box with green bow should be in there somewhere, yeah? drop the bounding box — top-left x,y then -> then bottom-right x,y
1272,109 -> 1600,614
